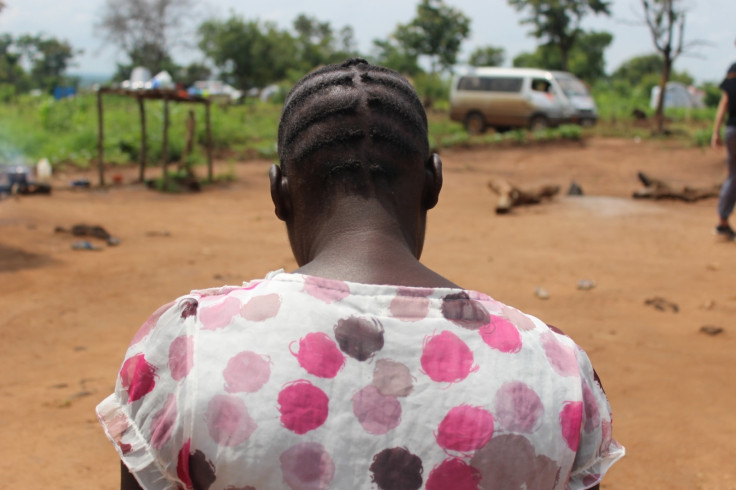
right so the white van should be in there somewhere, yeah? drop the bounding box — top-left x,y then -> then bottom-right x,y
449,67 -> 597,133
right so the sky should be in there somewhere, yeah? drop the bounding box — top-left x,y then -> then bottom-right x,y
1,0 -> 734,84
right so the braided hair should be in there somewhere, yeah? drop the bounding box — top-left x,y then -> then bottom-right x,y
277,59 -> 429,194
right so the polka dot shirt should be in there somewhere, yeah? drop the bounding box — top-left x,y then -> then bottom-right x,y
97,270 -> 624,489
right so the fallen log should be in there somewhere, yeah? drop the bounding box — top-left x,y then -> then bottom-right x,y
633,172 -> 721,202
488,178 -> 560,214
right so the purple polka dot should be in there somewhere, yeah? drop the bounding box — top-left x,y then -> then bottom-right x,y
206,394 -> 257,447
278,380 -> 329,434
582,381 -> 601,432
372,359 -> 414,397
291,332 -> 345,378
120,353 -> 157,402
240,293 -> 281,321
169,335 -> 193,381
200,296 -> 242,330
180,298 -> 198,319
223,351 -> 271,393
150,393 -> 177,450
435,405 -> 494,453
352,385 -> 402,435
334,316 -> 384,361
303,276 -> 350,303
369,447 -> 423,490
560,401 -> 583,451
479,315 -> 522,353
470,434 -> 561,488
426,458 -> 480,490
441,292 -> 490,330
280,442 -> 335,490
494,381 -> 543,433
420,331 -> 477,383
542,332 -> 579,377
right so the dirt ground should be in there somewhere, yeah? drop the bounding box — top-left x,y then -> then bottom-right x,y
1,137 -> 735,489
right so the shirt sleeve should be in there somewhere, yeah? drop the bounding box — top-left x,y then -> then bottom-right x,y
96,296 -> 198,490
568,347 -> 625,489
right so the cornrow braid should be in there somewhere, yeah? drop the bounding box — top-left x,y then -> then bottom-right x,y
277,59 -> 429,187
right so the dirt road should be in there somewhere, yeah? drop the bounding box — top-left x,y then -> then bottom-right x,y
1,138 -> 734,489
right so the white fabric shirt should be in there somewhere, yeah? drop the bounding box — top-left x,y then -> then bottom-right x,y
97,270 -> 624,489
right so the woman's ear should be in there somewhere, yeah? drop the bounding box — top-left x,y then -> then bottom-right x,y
269,164 -> 291,221
422,153 -> 443,210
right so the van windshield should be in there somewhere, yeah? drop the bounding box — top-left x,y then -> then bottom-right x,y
556,77 -> 589,97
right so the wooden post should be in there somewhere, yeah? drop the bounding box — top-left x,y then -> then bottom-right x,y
96,90 -> 105,187
162,96 -> 170,188
138,95 -> 147,182
205,99 -> 213,182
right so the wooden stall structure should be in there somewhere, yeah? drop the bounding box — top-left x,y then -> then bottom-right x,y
96,87 -> 214,187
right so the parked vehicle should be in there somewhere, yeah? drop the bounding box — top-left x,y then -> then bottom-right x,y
449,67 -> 597,133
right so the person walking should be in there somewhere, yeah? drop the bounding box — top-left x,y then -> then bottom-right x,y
712,62 -> 736,238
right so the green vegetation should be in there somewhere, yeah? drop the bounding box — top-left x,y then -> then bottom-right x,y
0,0 -> 720,173
0,80 -> 717,172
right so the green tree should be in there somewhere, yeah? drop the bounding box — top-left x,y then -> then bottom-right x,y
95,0 -> 195,74
292,14 -> 359,70
371,39 -> 422,76
0,34 -> 29,99
394,0 -> 470,73
467,46 -> 505,67
508,0 -> 610,72
14,34 -> 79,92
198,16 -> 298,90
513,30 -> 611,83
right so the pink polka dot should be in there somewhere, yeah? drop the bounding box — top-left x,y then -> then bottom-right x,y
436,405 -> 494,453
426,458 -> 481,490
120,353 -> 157,402
130,301 -> 174,346
280,442 -> 335,490
303,276 -> 350,303
224,351 -> 271,393
372,359 -> 414,397
420,331 -> 477,383
241,293 -> 281,321
389,287 -> 432,321
206,394 -> 257,447
560,401 -> 583,451
494,381 -> 544,433
176,439 -> 192,488
291,332 -> 345,378
542,332 -> 579,377
352,385 -> 402,435
168,335 -> 193,381
501,306 -> 536,331
105,412 -> 129,445
199,295 -> 242,330
278,380 -> 329,434
150,394 -> 177,450
479,315 -> 522,353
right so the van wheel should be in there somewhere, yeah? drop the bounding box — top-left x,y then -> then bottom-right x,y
465,113 -> 486,134
529,115 -> 549,131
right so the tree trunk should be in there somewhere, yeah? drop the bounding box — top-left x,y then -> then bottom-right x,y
654,57 -> 672,134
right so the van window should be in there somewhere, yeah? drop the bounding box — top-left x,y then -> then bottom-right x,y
531,78 -> 552,93
457,76 -> 522,93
